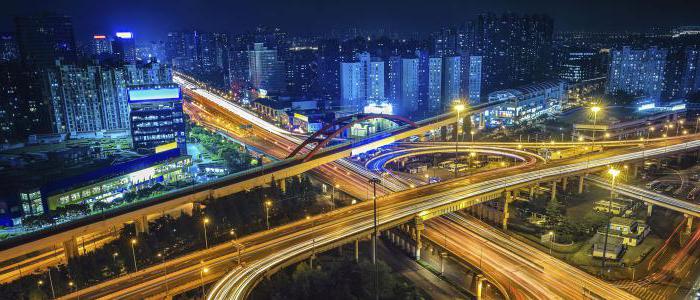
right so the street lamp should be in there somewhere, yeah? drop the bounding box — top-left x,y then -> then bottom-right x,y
130,238 -> 138,272
453,103 -> 466,178
230,229 -> 241,264
368,177 -> 381,265
590,105 -> 601,146
264,200 -> 272,230
368,177 -> 381,300
601,168 -> 620,273
200,266 -> 209,297
203,217 -> 210,249
158,253 -> 168,296
548,231 -> 555,254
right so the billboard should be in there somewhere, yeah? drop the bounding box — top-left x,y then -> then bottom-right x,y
128,87 -> 181,103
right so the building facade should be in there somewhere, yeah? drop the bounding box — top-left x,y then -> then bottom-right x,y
607,46 -> 668,101
128,84 -> 186,153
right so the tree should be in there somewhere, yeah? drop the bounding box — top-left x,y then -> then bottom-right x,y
545,197 -> 564,229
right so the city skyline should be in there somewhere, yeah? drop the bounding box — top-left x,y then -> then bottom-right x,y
1,0 -> 699,42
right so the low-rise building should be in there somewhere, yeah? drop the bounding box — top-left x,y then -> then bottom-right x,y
603,217 -> 650,247
486,80 -> 567,127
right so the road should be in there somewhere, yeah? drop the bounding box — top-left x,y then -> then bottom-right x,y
425,213 -> 637,300
587,175 -> 700,217
207,140 -> 700,300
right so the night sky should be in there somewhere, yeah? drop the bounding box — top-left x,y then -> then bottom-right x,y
1,0 -> 698,42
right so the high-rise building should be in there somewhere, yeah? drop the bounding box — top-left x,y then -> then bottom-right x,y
467,13 -> 554,96
14,13 -> 77,67
0,33 -> 19,62
680,46 -> 700,97
247,43 -> 286,93
559,49 -> 603,83
607,46 -> 667,101
128,84 -> 186,154
467,55 -> 483,105
315,39 -> 341,102
340,62 -> 365,110
112,32 -> 137,64
285,47 -> 318,97
441,56 -> 461,109
92,34 -> 112,56
340,52 -> 385,112
42,62 -> 172,135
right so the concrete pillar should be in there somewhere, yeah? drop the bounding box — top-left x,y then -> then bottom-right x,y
475,274 -> 485,300
414,216 -> 424,260
354,239 -> 359,263
633,165 -> 639,178
440,126 -> 448,141
578,175 -> 585,194
562,177 -> 568,191
551,181 -> 557,201
647,203 -> 653,217
278,179 -> 286,193
63,238 -> 79,261
479,112 -> 486,128
134,215 -> 149,235
686,214 -> 694,234
452,123 -> 459,141
529,185 -> 536,199
502,190 -> 512,231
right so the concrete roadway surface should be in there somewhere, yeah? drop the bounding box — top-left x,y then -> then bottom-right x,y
57,138 -> 700,299
426,213 -> 638,300
206,141 -> 700,300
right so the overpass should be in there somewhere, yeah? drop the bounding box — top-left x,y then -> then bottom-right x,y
587,175 -> 700,219
0,73 -> 506,268
207,140 -> 700,300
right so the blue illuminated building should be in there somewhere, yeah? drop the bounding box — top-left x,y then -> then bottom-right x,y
112,31 -> 136,64
128,84 -> 186,154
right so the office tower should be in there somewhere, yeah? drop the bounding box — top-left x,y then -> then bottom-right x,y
112,32 -> 137,64
286,47 -> 317,97
14,13 -> 77,66
441,56 -> 461,109
467,56 -> 483,104
559,49 -> 602,83
166,31 -> 188,64
467,13 -> 554,94
607,46 -> 667,101
92,34 -> 112,56
247,43 -> 286,93
0,33 -> 19,62
128,84 -> 186,154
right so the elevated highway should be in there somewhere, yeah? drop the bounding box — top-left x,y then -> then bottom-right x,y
207,140 -> 700,300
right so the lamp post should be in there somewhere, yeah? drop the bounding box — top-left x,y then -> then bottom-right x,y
264,200 -> 272,230
368,177 -> 381,300
454,103 -> 466,178
601,168 -> 620,273
230,229 -> 241,264
203,217 -> 210,249
590,105 -> 601,146
158,253 -> 168,296
548,231 -> 555,254
130,239 -> 138,272
200,267 -> 209,297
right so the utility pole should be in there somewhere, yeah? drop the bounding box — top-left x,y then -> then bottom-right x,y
369,177 -> 381,300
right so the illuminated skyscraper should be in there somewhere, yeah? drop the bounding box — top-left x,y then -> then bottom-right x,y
247,43 -> 286,93
112,32 -> 136,64
128,84 -> 186,154
92,34 -> 112,56
607,46 -> 667,101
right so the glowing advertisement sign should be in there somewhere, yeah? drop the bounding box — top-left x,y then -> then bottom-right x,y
93,35 -> 107,39
128,87 -> 181,102
116,32 -> 133,39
